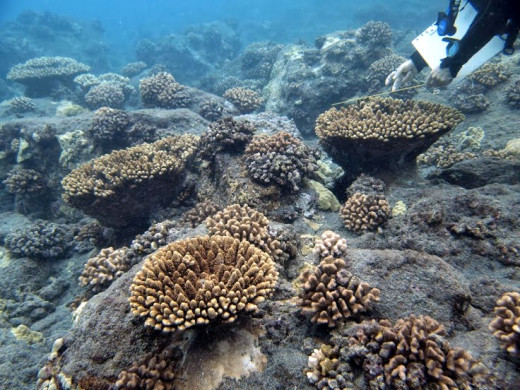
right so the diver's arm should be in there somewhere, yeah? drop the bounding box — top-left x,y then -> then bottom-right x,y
410,51 -> 428,72
440,0 -> 508,77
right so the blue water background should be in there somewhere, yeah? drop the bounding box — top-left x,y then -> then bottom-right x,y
0,0 -> 445,49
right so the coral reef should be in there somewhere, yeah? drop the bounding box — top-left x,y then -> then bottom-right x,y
489,291 -> 520,357
5,96 -> 36,115
84,82 -> 125,109
340,192 -> 391,233
180,200 -> 221,228
417,142 -> 477,168
129,235 -> 278,332
313,230 -> 348,259
139,71 -> 188,108
61,135 -> 198,227
7,56 -> 90,97
223,87 -> 263,113
307,315 -> 487,389
2,168 -> 44,194
345,173 -> 386,197
356,21 -> 393,48
198,116 -> 255,159
315,97 -> 465,176
299,256 -> 380,327
79,247 -> 135,293
4,220 -> 70,259
244,131 -> 319,192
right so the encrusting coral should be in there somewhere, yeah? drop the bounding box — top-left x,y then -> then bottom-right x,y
139,71 -> 188,108
313,230 -> 348,259
307,315 -> 487,389
129,235 -> 278,332
489,291 -> 520,357
315,97 -> 465,176
61,135 -> 198,227
340,192 -> 391,233
223,87 -> 263,113
244,131 -> 319,192
299,256 -> 380,327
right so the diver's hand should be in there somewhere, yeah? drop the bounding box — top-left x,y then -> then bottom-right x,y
426,66 -> 453,87
385,59 -> 418,91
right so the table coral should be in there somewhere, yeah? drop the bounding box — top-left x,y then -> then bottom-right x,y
315,97 -> 465,176
489,291 -> 520,357
129,235 -> 278,332
61,135 -> 198,227
7,56 -> 90,97
299,256 -> 380,327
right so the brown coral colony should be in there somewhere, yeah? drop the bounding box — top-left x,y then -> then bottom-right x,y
129,235 -> 278,332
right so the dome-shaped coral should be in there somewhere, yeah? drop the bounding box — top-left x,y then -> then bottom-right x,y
129,235 -> 278,332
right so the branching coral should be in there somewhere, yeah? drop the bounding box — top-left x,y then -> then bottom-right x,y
115,345 -> 180,389
315,97 -> 465,176
489,291 -> 520,357
299,256 -> 380,327
340,192 -> 391,233
121,61 -> 147,77
223,87 -> 263,113
205,204 -> 285,261
4,221 -> 70,259
307,315 -> 487,389
79,247 -> 135,292
180,200 -> 221,228
366,54 -> 405,93
139,71 -> 188,108
199,98 -> 225,121
129,235 -> 278,332
244,131 -> 319,192
2,168 -> 44,194
89,106 -> 130,144
84,82 -> 125,109
6,97 -> 36,114
61,135 -> 198,227
198,116 -> 255,159
130,220 -> 178,255
313,231 -> 348,259
356,21 -> 393,47
470,62 -> 510,88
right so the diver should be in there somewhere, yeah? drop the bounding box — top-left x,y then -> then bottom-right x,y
386,0 -> 520,90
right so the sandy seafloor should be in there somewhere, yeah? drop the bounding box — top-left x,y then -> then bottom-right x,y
0,14 -> 519,390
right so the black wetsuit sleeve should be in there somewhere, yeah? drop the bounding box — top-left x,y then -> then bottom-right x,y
440,0 -> 511,77
410,51 -> 428,72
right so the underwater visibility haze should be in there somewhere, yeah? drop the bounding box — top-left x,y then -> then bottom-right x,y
0,0 -> 519,389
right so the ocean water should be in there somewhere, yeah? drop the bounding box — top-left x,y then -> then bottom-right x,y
0,0 -> 519,389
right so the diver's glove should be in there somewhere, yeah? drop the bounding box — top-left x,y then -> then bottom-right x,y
385,59 -> 418,91
425,65 -> 453,87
